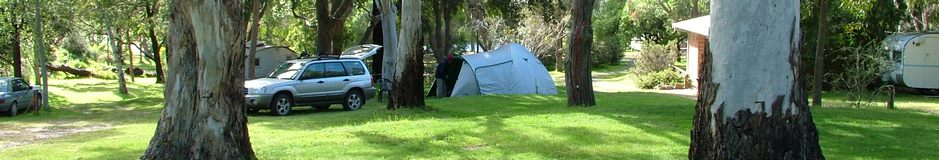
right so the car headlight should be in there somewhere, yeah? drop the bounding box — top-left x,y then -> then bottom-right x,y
251,87 -> 268,94
259,87 -> 268,94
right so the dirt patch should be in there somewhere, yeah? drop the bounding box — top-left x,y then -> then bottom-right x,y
0,122 -> 112,150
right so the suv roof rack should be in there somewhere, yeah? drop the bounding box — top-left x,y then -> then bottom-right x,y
316,55 -> 341,60
314,55 -> 360,61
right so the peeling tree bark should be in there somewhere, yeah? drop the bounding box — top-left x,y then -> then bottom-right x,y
566,0 -> 596,107
388,0 -> 424,110
379,0 -> 398,94
142,0 -> 255,159
689,0 -> 824,159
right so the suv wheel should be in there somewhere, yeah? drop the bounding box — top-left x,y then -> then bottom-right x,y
8,102 -> 17,117
343,90 -> 364,111
270,94 -> 294,116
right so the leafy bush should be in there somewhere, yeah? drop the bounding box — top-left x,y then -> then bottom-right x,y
635,69 -> 684,89
634,42 -> 678,75
831,43 -> 890,107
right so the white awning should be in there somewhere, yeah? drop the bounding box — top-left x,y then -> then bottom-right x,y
672,15 -> 710,37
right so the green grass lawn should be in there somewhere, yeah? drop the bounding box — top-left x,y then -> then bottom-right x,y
1,78 -> 938,159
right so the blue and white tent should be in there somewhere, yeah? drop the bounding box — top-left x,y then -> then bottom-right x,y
450,43 -> 558,97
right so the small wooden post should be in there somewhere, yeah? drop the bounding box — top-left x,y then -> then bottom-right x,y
887,85 -> 895,109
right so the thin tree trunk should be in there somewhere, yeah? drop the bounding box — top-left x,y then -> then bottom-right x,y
566,0 -> 596,107
379,0 -> 398,94
142,0 -> 255,158
689,0 -> 824,159
6,0 -> 24,78
431,0 -> 444,61
105,19 -> 129,95
443,2 -> 454,57
388,0 -> 424,110
812,0 -> 829,106
466,0 -> 490,51
32,0 -> 49,111
247,0 -> 267,80
556,39 -> 563,71
12,25 -> 23,78
147,0 -> 165,83
127,31 -> 135,82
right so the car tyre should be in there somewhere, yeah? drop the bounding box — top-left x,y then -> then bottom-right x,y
8,102 -> 17,117
270,93 -> 294,116
343,90 -> 364,111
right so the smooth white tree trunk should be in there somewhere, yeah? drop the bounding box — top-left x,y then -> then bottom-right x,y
379,0 -> 398,91
689,0 -> 824,159
387,0 -> 425,109
105,16 -> 129,95
32,0 -> 49,111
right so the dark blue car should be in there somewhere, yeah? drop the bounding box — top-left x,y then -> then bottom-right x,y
0,77 -> 36,116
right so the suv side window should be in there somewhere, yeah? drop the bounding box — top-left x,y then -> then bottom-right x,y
343,61 -> 366,76
300,63 -> 325,80
324,62 -> 347,77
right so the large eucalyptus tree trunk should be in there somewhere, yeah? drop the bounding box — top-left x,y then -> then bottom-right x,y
689,0 -> 824,159
142,0 -> 255,159
566,0 -> 596,107
105,17 -> 129,95
379,0 -> 398,94
388,0 -> 424,110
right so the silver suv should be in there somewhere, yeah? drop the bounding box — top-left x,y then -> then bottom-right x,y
244,58 -> 376,116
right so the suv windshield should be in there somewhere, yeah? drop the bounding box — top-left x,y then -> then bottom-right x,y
268,62 -> 305,79
0,81 -> 8,92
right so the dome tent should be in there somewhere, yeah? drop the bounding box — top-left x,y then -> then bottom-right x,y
450,43 -> 558,97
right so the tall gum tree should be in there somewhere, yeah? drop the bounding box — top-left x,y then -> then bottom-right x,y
566,0 -> 596,107
378,0 -> 398,95
689,0 -> 824,159
142,0 -> 254,158
387,0 -> 424,109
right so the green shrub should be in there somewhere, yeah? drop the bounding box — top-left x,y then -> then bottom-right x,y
831,43 -> 890,107
635,69 -> 684,89
634,42 -> 678,75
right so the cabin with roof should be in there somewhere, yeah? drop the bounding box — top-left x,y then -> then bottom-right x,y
672,15 -> 710,88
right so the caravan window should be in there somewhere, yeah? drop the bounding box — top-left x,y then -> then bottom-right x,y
892,51 -> 902,63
